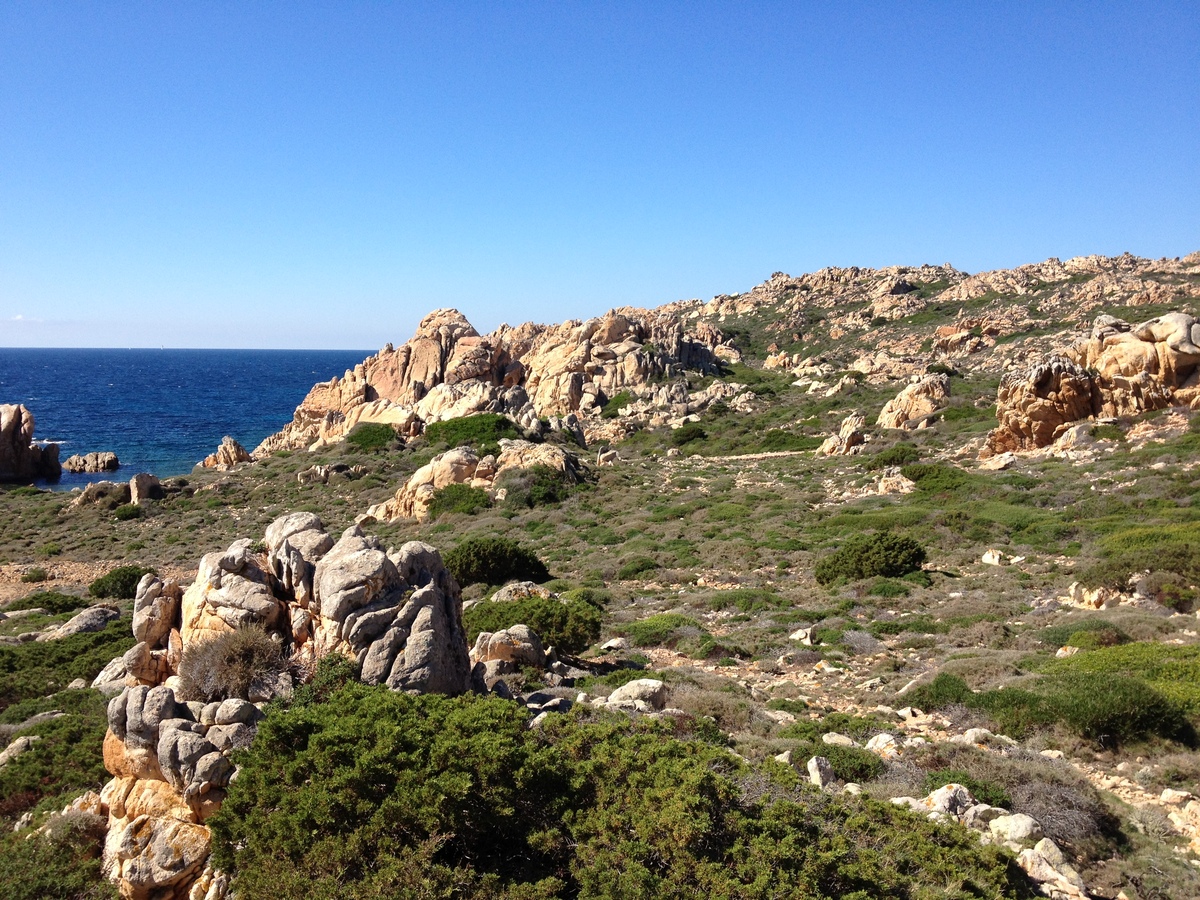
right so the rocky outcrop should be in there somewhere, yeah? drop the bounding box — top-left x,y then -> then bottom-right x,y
983,311 -> 1199,455
200,436 -> 251,470
92,514 -> 474,900
256,308 -> 727,455
819,414 -> 866,456
63,451 -> 120,473
0,404 -> 60,481
877,374 -> 950,429
366,438 -> 583,523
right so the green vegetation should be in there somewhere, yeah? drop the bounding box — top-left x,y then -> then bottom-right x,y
427,483 -> 491,518
600,390 -> 634,419
444,536 -> 550,587
210,673 -> 1034,900
18,567 -> 48,584
5,591 -> 90,615
344,422 -> 401,452
0,811 -> 116,899
463,595 -> 602,655
498,465 -> 574,508
112,504 -> 142,521
866,445 -> 921,469
813,533 -> 926,585
0,620 -> 134,711
425,413 -> 523,456
88,565 -> 154,600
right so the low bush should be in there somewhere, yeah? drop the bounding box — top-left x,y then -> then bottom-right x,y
813,533 -> 926,585
6,591 -> 89,615
112,504 -> 142,521
600,390 -> 634,419
0,810 -> 115,899
344,423 -> 401,452
923,769 -> 1010,808
88,566 -> 154,600
1039,619 -> 1130,650
622,613 -> 703,648
209,681 -> 1034,900
616,555 -> 658,580
899,463 -> 976,494
670,423 -> 707,447
18,568 -> 47,584
866,445 -> 921,470
176,626 -> 288,703
445,537 -> 550,587
499,465 -> 573,508
424,414 -> 522,456
463,596 -> 601,655
427,483 -> 490,518
0,620 -> 134,711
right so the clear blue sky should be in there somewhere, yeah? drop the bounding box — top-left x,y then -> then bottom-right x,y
2,2 -> 1197,349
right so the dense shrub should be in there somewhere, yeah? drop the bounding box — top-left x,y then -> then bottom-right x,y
670,423 -> 707,447
0,810 -> 115,899
427,483 -> 490,518
112,504 -> 142,521
445,537 -> 550,587
210,681 -> 1035,900
1039,619 -> 1129,650
621,613 -> 702,648
1080,523 -> 1200,590
755,431 -> 823,452
6,591 -> 89,615
464,596 -> 601,655
499,465 -> 573,508
424,414 -> 522,456
18,568 -> 47,584
0,620 -> 134,711
615,555 -> 658,580
0,690 -> 111,825
923,769 -> 1011,809
88,566 -> 154,600
600,390 -> 634,419
866,444 -> 921,470
176,626 -> 287,703
813,533 -> 926,585
899,463 -> 975,493
344,422 -> 400,452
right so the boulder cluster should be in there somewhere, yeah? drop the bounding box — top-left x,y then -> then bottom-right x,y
985,312 -> 1200,455
88,513 -> 475,899
254,307 -> 732,455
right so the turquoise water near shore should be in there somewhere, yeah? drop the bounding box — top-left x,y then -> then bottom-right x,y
0,348 -> 370,489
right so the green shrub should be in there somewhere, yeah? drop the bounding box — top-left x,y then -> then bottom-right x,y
88,566 -> 154,600
600,391 -> 634,419
0,810 -> 115,899
1043,642 -> 1200,715
755,431 -> 823,452
499,465 -> 573,508
445,537 -> 550,587
344,423 -> 401,452
176,626 -> 287,703
1041,673 -> 1194,748
866,445 -> 921,470
813,533 -> 926,585
622,613 -> 703,648
18,568 -> 47,584
424,414 -> 522,456
923,770 -> 1011,809
1039,619 -> 1129,650
670,423 -> 707,447
112,504 -> 142,521
464,596 -> 601,655
6,592 -> 89,615
867,578 -> 911,598
899,463 -> 975,493
0,620 -> 134,711
905,674 -> 973,710
707,588 -> 789,613
616,555 -> 659,580
37,542 -> 62,559
0,690 -> 111,826
427,483 -> 490,518
209,683 -> 1032,900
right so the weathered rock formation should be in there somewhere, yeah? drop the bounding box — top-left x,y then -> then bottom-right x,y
93,515 -> 474,899
200,436 -> 251,470
365,438 -> 583,523
63,451 -> 120,473
819,414 -> 866,456
877,374 -> 950,429
984,312 -> 1198,455
256,307 -> 728,455
0,404 -> 60,481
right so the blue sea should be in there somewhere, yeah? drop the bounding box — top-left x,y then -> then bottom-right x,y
0,349 -> 371,489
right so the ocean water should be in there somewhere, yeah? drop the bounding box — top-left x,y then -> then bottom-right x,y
0,348 -> 370,489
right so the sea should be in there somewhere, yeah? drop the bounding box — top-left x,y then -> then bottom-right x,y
0,348 -> 371,490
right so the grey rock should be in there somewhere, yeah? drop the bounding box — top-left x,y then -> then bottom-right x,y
206,723 -> 255,753
214,698 -> 259,726
989,813 -> 1044,844
315,526 -> 404,623
129,472 -> 164,505
37,605 -> 119,641
807,756 -> 836,788
605,678 -> 667,711
132,574 -> 182,648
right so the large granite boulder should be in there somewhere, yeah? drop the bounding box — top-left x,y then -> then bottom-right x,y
0,404 -> 60,481
63,450 -> 119,472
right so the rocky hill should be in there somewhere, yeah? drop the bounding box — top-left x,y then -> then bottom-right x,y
1,248 -> 1200,900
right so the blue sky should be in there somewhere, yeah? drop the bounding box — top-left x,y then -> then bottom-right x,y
1,2 -> 1197,349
